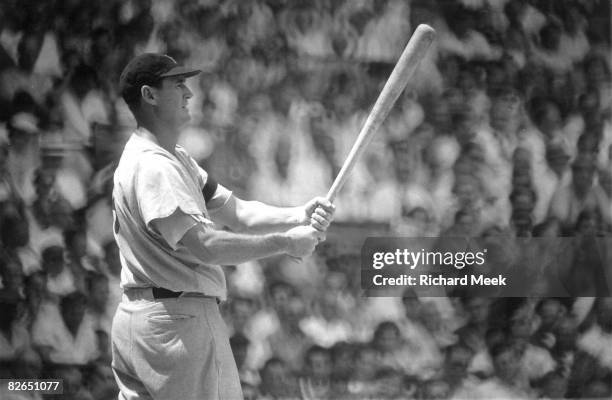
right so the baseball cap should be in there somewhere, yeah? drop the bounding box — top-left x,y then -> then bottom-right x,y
119,53 -> 201,104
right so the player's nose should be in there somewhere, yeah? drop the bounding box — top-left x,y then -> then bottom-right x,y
183,86 -> 193,99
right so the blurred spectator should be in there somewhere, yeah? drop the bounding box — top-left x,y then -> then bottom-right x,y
0,353 -> 43,400
0,252 -> 25,301
22,272 -> 49,326
508,305 -> 557,382
59,63 -> 110,144
454,341 -> 534,398
258,357 -> 299,400
329,340 -> 353,386
371,320 -> 440,379
583,54 -> 611,112
548,154 -> 611,229
279,4 -> 335,59
369,367 -> 405,399
84,361 -> 116,400
438,3 -> 503,61
531,20 -> 574,73
1,204 -> 37,276
45,363 -> 94,400
421,378 -> 451,399
64,226 -> 100,294
86,273 -> 112,334
300,276 -> 352,349
559,4 -> 590,63
267,295 -> 312,372
0,299 -> 30,361
298,344 -> 333,400
31,291 -> 98,365
534,142 -> 572,222
440,343 -> 477,395
352,0 -> 411,62
567,297 -> 612,397
455,297 -> 491,356
535,370 -> 569,399
4,112 -> 40,203
229,333 -> 260,388
64,227 -> 98,274
398,294 -> 446,366
0,139 -> 19,204
345,343 -> 378,397
28,169 -> 71,254
41,245 -> 75,298
240,280 -> 296,370
94,330 -> 111,365
534,298 -> 567,341
576,297 -> 612,368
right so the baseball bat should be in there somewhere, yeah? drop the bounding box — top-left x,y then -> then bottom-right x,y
326,24 -> 436,202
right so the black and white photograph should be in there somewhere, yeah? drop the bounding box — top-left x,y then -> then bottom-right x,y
0,0 -> 611,399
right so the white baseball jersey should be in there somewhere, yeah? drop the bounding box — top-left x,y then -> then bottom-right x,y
112,128 -> 232,299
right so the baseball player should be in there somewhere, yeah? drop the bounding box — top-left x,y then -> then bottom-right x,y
110,53 -> 335,400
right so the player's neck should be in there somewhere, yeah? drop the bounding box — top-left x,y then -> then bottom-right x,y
136,119 -> 179,154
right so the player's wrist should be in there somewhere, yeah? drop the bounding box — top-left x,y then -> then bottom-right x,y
287,206 -> 307,226
270,232 -> 291,253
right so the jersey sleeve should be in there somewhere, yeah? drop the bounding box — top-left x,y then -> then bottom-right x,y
150,209 -> 200,251
194,163 -> 232,211
175,146 -> 233,211
206,181 -> 232,211
135,156 -> 211,228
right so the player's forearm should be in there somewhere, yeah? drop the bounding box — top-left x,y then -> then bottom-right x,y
182,225 -> 290,265
231,199 -> 303,234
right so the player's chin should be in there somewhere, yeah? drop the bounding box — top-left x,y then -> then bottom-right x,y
179,108 -> 191,123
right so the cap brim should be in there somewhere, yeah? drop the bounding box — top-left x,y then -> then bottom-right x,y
160,66 -> 201,78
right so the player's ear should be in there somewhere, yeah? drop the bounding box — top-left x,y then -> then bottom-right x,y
141,85 -> 157,106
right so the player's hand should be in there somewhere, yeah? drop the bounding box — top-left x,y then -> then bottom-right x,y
301,197 -> 335,232
284,225 -> 324,258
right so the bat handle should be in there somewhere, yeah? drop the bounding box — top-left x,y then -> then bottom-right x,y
325,180 -> 340,203
326,158 -> 352,203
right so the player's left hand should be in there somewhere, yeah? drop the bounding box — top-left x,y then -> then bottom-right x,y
301,197 -> 335,232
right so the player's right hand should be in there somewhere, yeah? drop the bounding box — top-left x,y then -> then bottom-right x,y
284,225 -> 323,258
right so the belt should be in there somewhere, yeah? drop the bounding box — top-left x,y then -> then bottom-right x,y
123,287 -> 220,303
151,287 -> 183,299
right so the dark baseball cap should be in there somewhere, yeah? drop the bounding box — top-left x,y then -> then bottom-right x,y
119,53 -> 201,104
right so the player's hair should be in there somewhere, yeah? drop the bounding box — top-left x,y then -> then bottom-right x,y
330,341 -> 353,362
259,357 -> 285,375
372,320 -> 400,342
267,280 -> 295,297
304,345 -> 330,365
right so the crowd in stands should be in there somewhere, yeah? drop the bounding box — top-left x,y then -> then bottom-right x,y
0,0 -> 611,398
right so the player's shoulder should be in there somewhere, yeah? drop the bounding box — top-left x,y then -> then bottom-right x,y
174,145 -> 202,171
174,145 -> 195,162
116,148 -> 174,185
